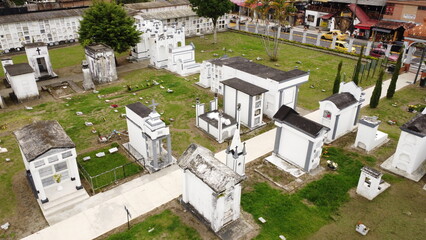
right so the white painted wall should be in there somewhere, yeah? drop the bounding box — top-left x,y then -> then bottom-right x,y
305,10 -> 329,28
277,124 -> 309,168
9,72 -> 39,101
392,131 -> 426,174
126,108 -> 148,159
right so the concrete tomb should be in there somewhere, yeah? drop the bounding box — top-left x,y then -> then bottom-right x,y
354,116 -> 388,152
4,63 -> 39,102
81,60 -> 95,90
24,42 -> 57,80
124,101 -> 175,173
356,166 -> 390,200
85,43 -> 118,84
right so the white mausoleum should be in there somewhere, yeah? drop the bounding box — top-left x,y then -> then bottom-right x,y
125,101 -> 174,173
354,116 -> 388,152
1,57 -> 13,75
179,143 -> 245,232
14,120 -> 86,205
356,166 -> 390,200
319,81 -> 364,143
24,42 -> 57,80
199,57 -> 309,118
85,43 -> 118,84
4,63 -> 39,101
268,105 -> 329,172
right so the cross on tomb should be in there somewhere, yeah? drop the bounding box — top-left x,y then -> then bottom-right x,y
36,48 -> 41,55
149,99 -> 159,112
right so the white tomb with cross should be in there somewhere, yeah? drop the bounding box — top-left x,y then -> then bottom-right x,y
125,100 -> 175,173
24,42 -> 57,80
356,166 -> 390,200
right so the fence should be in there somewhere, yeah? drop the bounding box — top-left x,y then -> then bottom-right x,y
78,160 -> 143,194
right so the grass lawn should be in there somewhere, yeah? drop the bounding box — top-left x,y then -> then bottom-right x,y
106,209 -> 201,240
78,143 -> 142,190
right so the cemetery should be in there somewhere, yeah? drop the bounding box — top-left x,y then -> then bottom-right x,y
0,28 -> 425,240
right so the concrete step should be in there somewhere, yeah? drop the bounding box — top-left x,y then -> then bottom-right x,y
42,189 -> 89,219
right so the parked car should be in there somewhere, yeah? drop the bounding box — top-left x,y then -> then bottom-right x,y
377,41 -> 404,53
370,48 -> 399,62
271,25 -> 291,33
332,41 -> 356,53
321,30 -> 347,41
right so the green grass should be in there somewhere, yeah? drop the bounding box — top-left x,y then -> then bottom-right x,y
106,209 -> 201,240
241,147 -> 367,240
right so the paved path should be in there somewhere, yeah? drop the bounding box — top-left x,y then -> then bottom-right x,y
24,72 -> 416,240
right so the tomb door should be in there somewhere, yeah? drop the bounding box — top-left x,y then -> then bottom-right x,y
36,57 -> 48,74
223,191 -> 234,225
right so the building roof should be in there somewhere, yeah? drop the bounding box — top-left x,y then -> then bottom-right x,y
137,8 -> 196,20
14,120 -> 75,162
321,92 -> 357,110
125,0 -> 189,10
178,144 -> 244,193
0,8 -> 85,24
85,43 -> 113,52
4,63 -> 34,76
400,114 -> 426,137
404,18 -> 426,40
222,77 -> 268,96
126,102 -> 152,118
273,105 -> 329,138
24,42 -> 47,48
199,110 -> 237,130
209,57 -> 309,83
373,20 -> 417,30
361,166 -> 382,179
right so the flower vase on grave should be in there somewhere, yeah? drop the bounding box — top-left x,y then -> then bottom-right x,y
54,174 -> 63,191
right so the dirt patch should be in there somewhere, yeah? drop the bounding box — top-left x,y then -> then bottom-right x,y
3,172 -> 48,239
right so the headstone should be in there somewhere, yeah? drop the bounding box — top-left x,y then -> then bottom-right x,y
1,222 -> 10,230
109,147 -> 118,154
258,217 -> 266,223
83,156 -> 91,161
355,223 -> 369,236
96,152 -> 106,157
0,147 -> 7,153
76,111 -> 83,116
85,122 -> 93,126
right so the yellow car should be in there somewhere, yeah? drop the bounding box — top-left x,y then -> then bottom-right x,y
321,30 -> 347,41
332,41 -> 356,53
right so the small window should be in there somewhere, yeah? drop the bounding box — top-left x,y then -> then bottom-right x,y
255,95 -> 261,101
34,160 -> 45,168
323,110 -> 332,119
48,155 -> 59,163
255,101 -> 261,108
62,151 -> 72,159
39,166 -> 53,178
255,109 -> 261,116
54,162 -> 68,172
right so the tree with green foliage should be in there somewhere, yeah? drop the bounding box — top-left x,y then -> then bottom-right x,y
333,61 -> 343,94
352,45 -> 364,85
386,49 -> 403,99
189,0 -> 234,44
78,1 -> 141,54
369,69 -> 384,108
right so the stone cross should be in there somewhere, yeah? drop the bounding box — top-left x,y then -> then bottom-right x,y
36,48 -> 41,55
149,99 -> 159,112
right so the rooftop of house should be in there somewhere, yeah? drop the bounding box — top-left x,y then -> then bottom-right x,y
126,102 -> 152,119
24,42 -> 47,48
404,18 -> 426,40
14,120 -> 75,162
4,63 -> 34,76
0,8 -> 85,24
126,0 -> 189,10
321,92 -> 357,110
208,57 -> 309,83
400,113 -> 426,137
273,105 -> 329,138
374,20 -> 417,30
222,77 -> 268,96
178,144 -> 244,193
85,43 -> 114,53
136,8 -> 196,20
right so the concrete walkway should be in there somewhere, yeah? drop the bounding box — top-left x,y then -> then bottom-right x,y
23,73 -> 416,240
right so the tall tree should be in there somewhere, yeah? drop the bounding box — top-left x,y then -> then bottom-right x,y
352,45 -> 364,86
386,50 -> 403,99
78,1 -> 141,54
369,69 -> 384,108
333,61 -> 343,94
189,0 -> 233,44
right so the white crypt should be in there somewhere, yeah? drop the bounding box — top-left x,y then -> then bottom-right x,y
24,42 -> 57,80
356,166 -> 390,201
354,116 -> 388,152
4,63 -> 39,102
84,43 -> 118,84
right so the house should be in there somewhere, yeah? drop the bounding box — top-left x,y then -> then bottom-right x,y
24,42 -> 57,80
354,116 -> 388,152
124,101 -> 174,173
14,120 -> 88,219
267,105 -> 329,172
319,81 -> 364,143
179,143 -> 245,232
199,56 -> 309,118
84,43 -> 118,84
4,63 -> 39,101
382,0 -> 426,24
356,166 -> 390,200
385,113 -> 426,181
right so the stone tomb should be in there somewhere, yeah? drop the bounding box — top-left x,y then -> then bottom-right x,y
354,116 -> 388,152
4,63 -> 39,102
381,113 -> 426,181
356,166 -> 390,200
266,105 -> 329,173
319,81 -> 364,143
14,120 -> 88,223
24,42 -> 57,80
1,57 -> 13,76
85,43 -> 118,84
124,101 -> 175,173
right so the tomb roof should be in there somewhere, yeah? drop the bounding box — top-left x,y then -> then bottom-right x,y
321,92 -> 357,109
14,120 -> 75,162
274,105 -> 329,138
24,42 -> 47,48
85,43 -> 113,52
209,57 -> 308,83
178,144 -> 244,193
0,8 -> 85,24
137,8 -> 196,20
361,166 -> 382,179
126,102 -> 152,118
199,110 -> 237,129
4,63 -> 34,76
126,0 -> 189,10
222,77 -> 268,96
400,113 -> 426,137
